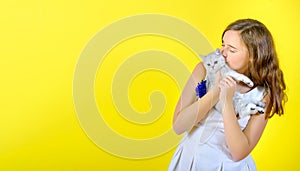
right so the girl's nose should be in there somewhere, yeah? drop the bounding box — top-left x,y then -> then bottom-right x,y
221,48 -> 227,58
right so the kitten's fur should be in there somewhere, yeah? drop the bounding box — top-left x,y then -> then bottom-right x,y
201,49 -> 253,90
200,49 -> 265,118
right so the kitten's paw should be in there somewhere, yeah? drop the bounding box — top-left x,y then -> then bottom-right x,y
250,106 -> 265,114
250,106 -> 265,115
240,78 -> 253,87
254,101 -> 266,108
258,108 -> 265,114
239,103 -> 265,118
244,80 -> 254,87
247,81 -> 254,87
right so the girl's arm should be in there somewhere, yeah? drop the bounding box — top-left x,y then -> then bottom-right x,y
219,76 -> 268,161
172,62 -> 220,135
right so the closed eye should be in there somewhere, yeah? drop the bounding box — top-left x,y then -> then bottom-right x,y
230,49 -> 237,53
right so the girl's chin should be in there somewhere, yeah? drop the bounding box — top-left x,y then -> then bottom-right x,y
226,63 -> 235,70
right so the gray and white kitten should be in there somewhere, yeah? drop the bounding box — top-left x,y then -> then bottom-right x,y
200,49 -> 265,118
200,49 -> 253,90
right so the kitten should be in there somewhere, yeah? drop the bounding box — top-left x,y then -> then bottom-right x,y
200,49 -> 265,118
200,49 -> 253,90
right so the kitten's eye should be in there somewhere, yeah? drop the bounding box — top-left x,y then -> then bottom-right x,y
214,61 -> 218,64
207,64 -> 211,66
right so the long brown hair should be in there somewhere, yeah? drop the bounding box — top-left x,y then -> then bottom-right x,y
222,19 -> 287,118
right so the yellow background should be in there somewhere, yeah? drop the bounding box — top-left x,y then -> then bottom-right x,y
1,0 -> 299,170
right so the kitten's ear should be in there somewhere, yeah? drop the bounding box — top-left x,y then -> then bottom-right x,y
215,48 -> 221,55
199,54 -> 206,60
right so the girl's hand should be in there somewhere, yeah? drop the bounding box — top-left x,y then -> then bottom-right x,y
219,76 -> 236,105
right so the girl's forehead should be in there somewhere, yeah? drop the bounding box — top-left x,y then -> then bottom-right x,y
223,31 -> 242,46
223,30 -> 247,50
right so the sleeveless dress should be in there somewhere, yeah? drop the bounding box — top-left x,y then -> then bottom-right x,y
168,86 -> 265,171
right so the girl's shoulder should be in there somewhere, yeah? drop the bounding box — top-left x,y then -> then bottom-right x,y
192,62 -> 206,81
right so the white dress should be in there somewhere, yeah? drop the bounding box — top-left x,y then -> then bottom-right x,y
168,87 -> 265,171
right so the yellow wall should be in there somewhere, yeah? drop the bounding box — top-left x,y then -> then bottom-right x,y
1,0 -> 299,170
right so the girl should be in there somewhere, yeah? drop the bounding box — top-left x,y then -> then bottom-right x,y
168,19 -> 287,170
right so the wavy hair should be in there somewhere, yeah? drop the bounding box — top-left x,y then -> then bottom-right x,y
222,19 -> 287,118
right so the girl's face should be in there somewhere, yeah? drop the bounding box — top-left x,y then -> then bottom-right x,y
221,30 -> 250,75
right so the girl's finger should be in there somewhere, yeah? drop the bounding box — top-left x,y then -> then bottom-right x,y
224,76 -> 236,86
